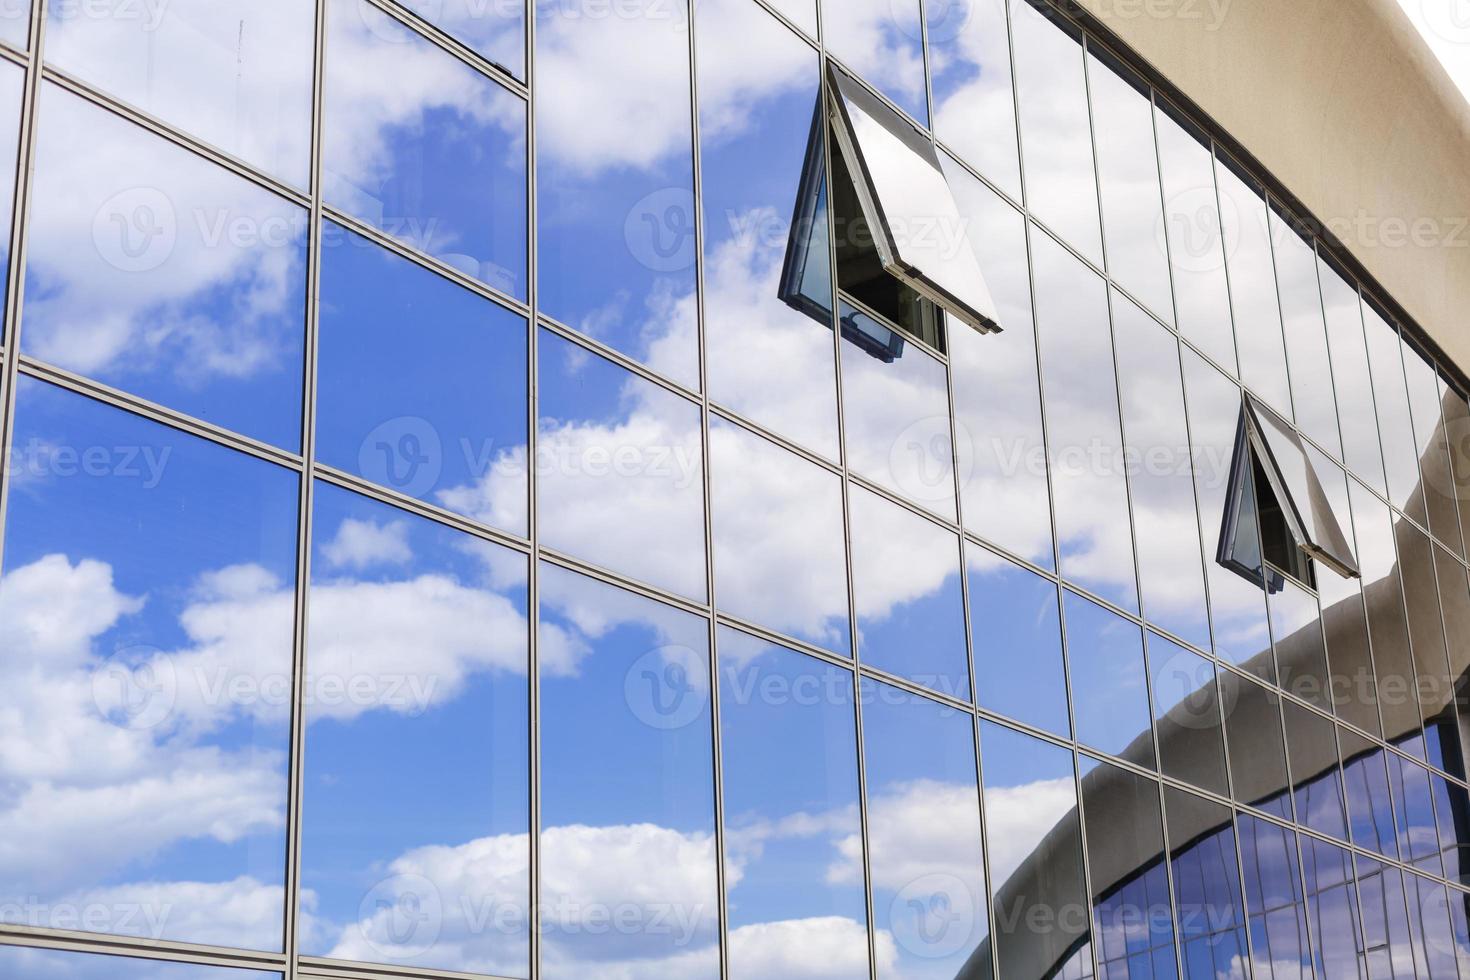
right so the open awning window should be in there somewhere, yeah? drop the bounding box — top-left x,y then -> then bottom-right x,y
822,65 -> 1001,336
1219,393 -> 1361,590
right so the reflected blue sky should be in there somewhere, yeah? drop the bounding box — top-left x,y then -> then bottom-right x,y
1064,591 -> 1154,766
317,222 -> 528,536
1165,788 -> 1246,980
821,0 -> 928,127
301,483 -> 530,975
968,544 -> 1069,737
324,0 -> 527,297
0,59 -> 20,328
389,0 -> 525,76
1237,814 -> 1312,979
928,0 -> 1020,199
0,377 -> 298,950
24,83 -> 307,451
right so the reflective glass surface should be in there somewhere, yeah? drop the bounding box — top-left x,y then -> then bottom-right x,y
1223,674 -> 1290,818
1314,449 -> 1383,734
1032,230 -> 1138,612
926,0 -> 1020,198
1012,0 -> 1101,264
0,378 -> 298,949
945,159 -> 1053,568
324,0 -> 527,297
1443,381 -> 1470,552
968,544 -> 1068,737
1282,699 -> 1348,840
0,59 -> 22,321
1349,478 -> 1422,748
317,222 -> 529,535
301,483 -> 530,974
0,947 -> 279,980
864,680 -> 986,976
1300,836 -> 1364,980
1357,856 -> 1418,977
1115,292 -> 1211,649
717,629 -> 867,980
1271,206 -> 1342,457
1165,787 -> 1247,980
1214,156 -> 1292,415
1064,590 -> 1154,766
1268,575 -> 1332,712
538,563 -> 718,977
1364,303 -> 1425,524
696,0 -> 838,458
1396,522 -> 1458,770
1090,52 -> 1173,323
43,0 -> 314,186
1404,342 -> 1463,556
1342,726 -> 1400,861
849,486 -> 968,699
1149,633 -> 1230,796
980,720 -> 1089,980
536,329 -> 706,600
0,0 -> 26,50
820,0 -> 928,126
388,0 -> 524,76
708,417 -> 850,654
1390,751 -> 1441,869
535,0 -> 698,386
24,83 -> 307,450
1320,257 -> 1388,494
1237,814 -> 1312,979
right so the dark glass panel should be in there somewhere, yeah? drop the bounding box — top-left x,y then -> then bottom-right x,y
1222,673 -> 1290,819
1149,633 -> 1230,797
1269,577 -> 1332,711
1282,700 -> 1348,841
1237,814 -> 1312,980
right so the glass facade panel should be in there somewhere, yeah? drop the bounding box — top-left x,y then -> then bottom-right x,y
1149,633 -> 1230,796
1164,787 -> 1248,980
1271,205 -> 1342,458
1321,256 -> 1389,494
1237,814 -> 1312,979
1357,856 -> 1418,977
1301,836 -> 1365,980
1364,303 -> 1425,524
388,0 -> 525,76
1405,341 -> 1464,556
1281,699 -> 1348,841
0,378 -> 298,950
0,0 -> 26,50
43,0 -> 314,186
1342,726 -> 1401,859
1442,381 -> 1470,552
324,0 -> 528,298
1224,674 -> 1290,819
927,0 -> 1020,198
1064,590 -> 1154,766
820,0 -> 928,126
0,59 -> 21,325
708,417 -> 850,654
968,544 -> 1069,737
24,83 -> 307,450
1268,576 -> 1332,712
1350,479 -> 1423,749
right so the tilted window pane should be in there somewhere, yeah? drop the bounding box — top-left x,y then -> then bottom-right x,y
1155,100 -> 1237,375
1012,0 -> 1102,264
317,223 -> 529,536
535,0 -> 698,387
0,947 -> 280,980
1215,155 -> 1292,415
1181,348 -> 1271,667
968,544 -> 1069,737
1271,205 -> 1343,458
708,418 -> 850,655
849,485 -> 969,700
301,484 -> 531,975
43,0 -> 314,186
1245,393 -> 1360,579
1237,814 -> 1312,979
1033,230 -> 1138,613
1149,633 -> 1230,796
1282,700 -> 1348,841
1300,836 -> 1365,980
387,0 -> 524,77
537,329 -> 706,601
945,159 -> 1054,568
1404,342 -> 1464,556
717,629 -> 867,980
926,0 -> 1020,198
1064,590 -> 1154,768
697,0 -> 838,459
980,720 -> 1090,980
1364,303 -> 1425,523
840,305 -> 958,521
863,680 -> 986,975
1164,787 -> 1247,980
1341,728 -> 1400,859
1114,292 -> 1211,650
538,563 -> 718,978
1320,256 -> 1389,494
820,0 -> 928,127
1269,574 -> 1332,712
324,0 -> 528,299
1222,673 -> 1291,819
827,65 -> 1001,334
0,378 -> 298,949
24,84 -> 307,450
1090,51 -> 1174,324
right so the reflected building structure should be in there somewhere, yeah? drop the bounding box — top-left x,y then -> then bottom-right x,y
0,0 -> 1469,979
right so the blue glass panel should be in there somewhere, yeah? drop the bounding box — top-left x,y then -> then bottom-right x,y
1237,814 -> 1311,980
535,0 -> 698,387
324,0 -> 527,298
927,0 -> 1020,198
718,629 -> 867,980
1431,774 -> 1470,886
821,0 -> 929,126
0,947 -> 279,980
1342,730 -> 1401,860
317,222 -> 529,536
301,483 -> 530,975
709,418 -> 849,654
0,377 -> 298,950
1356,856 -> 1418,979
44,0 -> 314,185
1391,752 -> 1443,870
968,544 -> 1069,737
1064,591 -> 1154,767
1164,788 -> 1246,980
1300,836 -> 1364,980
849,485 -> 968,700
24,83 -> 307,450
1406,874 -> 1460,980
388,0 -> 524,76
536,329 -> 706,600
0,60 -> 21,326
1282,700 -> 1348,842
538,563 -> 718,978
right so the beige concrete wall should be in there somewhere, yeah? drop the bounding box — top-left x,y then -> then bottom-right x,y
1074,0 -> 1470,375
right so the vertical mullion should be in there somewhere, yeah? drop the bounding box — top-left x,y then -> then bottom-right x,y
525,0 -> 541,976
